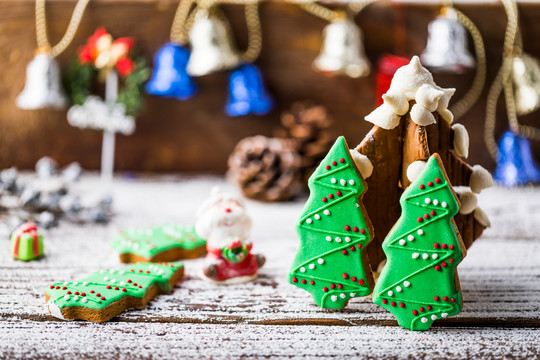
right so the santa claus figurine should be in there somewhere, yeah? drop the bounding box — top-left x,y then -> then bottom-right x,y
196,188 -> 265,284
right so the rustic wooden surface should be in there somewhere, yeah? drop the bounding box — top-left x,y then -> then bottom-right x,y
0,174 -> 539,359
2,0 -> 540,172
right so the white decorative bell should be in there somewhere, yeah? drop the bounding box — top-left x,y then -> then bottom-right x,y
512,53 -> 540,116
16,49 -> 68,110
186,9 -> 241,77
312,15 -> 370,78
420,8 -> 475,73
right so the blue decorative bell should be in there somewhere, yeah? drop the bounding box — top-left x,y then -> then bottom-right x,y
494,130 -> 540,186
146,42 -> 196,100
225,64 -> 273,117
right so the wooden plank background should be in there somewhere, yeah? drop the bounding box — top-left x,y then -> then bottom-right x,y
0,175 -> 539,358
2,0 -> 540,172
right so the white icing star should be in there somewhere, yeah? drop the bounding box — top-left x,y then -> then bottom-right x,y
340,179 -> 347,186
314,214 -> 321,220
421,317 -> 428,323
431,315 -> 438,321
82,298 -> 88,303
441,313 -> 448,318
63,295 -> 70,301
433,199 -> 439,206
331,178 -> 337,184
442,201 -> 448,208
324,210 -> 331,216
331,295 -> 338,302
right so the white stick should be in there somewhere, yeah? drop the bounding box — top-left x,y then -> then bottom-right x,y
101,69 -> 118,187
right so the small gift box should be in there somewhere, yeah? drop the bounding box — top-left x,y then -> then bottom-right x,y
11,222 -> 44,261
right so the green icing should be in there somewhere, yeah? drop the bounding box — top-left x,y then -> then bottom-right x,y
289,136 -> 373,309
373,154 -> 464,331
111,224 -> 206,259
45,262 -> 183,311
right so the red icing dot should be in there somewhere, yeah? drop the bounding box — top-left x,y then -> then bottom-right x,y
431,210 -> 436,216
114,287 -> 119,290
301,279 -> 307,284
424,214 -> 430,220
90,290 -> 95,294
310,280 -> 315,285
435,265 -> 442,271
337,284 -> 343,289
337,191 -> 342,196
357,244 -> 362,249
62,286 -> 67,290
351,277 -> 357,282
358,279 -> 365,285
342,273 -> 349,279
332,161 -> 337,166
329,194 -> 335,199
442,262 -> 448,267
449,245 -> 455,250
435,177 -> 441,183
127,279 -> 132,283
449,259 -> 455,264
427,305 -> 433,310
413,310 -> 419,316
419,184 -> 425,190
419,307 -> 425,312
50,285 -> 54,289
417,217 -> 423,223
344,225 -> 351,231
350,246 -> 356,252
330,284 -> 336,289
133,283 -> 137,286
67,291 -> 71,295
96,293 -> 101,297
443,296 -> 449,301
326,165 -> 331,170
81,293 -> 86,297
391,302 -> 397,307
342,250 -> 348,255
428,181 -> 434,187
322,197 -> 328,203
400,303 -> 406,308
146,270 -> 150,274
138,270 -> 143,273
106,285 -> 112,289
360,229 -> 366,234
292,277 -> 298,283
382,299 -> 388,304
138,285 -> 142,288
435,296 -> 440,301
130,269 -> 134,272
434,243 -> 440,249
442,244 -> 448,249
74,292 -> 79,295
101,296 -> 106,300
339,158 -> 345,163
353,227 -> 359,232
450,298 -> 456,303
323,287 -> 329,292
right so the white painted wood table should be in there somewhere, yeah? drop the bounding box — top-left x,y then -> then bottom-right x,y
1,175 -> 539,359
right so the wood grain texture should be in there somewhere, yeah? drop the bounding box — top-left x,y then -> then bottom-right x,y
0,175 -> 539,358
2,1 -> 540,172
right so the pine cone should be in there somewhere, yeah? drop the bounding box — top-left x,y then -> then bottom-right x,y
228,136 -> 302,202
275,101 -> 335,178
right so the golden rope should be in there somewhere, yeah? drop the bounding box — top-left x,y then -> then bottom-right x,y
35,0 -> 90,57
170,0 -> 197,44
242,2 -> 263,62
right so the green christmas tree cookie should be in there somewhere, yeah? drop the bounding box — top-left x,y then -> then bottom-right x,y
112,224 -> 206,263
289,136 -> 374,309
373,154 -> 466,331
45,262 -> 184,322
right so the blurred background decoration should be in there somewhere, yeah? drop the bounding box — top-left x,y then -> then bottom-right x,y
2,0 -> 540,188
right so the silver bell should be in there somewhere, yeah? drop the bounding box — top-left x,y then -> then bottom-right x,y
512,53 -> 540,116
16,50 -> 68,110
312,15 -> 370,78
420,8 -> 475,73
186,9 -> 241,77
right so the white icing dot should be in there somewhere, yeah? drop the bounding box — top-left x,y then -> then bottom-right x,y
118,270 -> 125,275
387,290 -> 394,297
417,229 -> 424,235
345,237 -> 351,243
110,279 -> 116,283
441,312 -> 448,318
82,298 -> 88,303
431,314 -> 438,321
318,258 -> 325,264
300,267 -> 306,273
340,293 -> 346,299
331,178 -> 337,184
72,282 -> 78,286
314,214 -> 321,220
399,239 -> 406,246
158,270 -> 164,275
309,264 -> 315,270
432,254 -> 439,260
83,281 -> 88,286
323,210 -> 331,216
433,199 -> 439,206
396,286 -> 402,292
326,236 -> 332,242
412,253 -> 420,259
407,235 -> 415,241
349,180 -> 355,185
109,269 -> 115,273
104,276 -> 109,281
73,295 -> 79,301
63,282 -> 68,286
425,198 -> 431,204
331,295 -> 338,302
340,179 -> 347,186
119,281 -> 126,286
442,201 -> 448,208
403,281 -> 411,287
350,293 -> 356,297
335,237 -> 342,243
422,253 -> 429,260
421,317 -> 428,323
306,218 -> 313,224
63,295 -> 70,301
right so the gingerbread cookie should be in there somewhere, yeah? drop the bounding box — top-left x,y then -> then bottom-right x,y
289,136 -> 374,309
354,56 -> 492,271
373,154 -> 465,331
45,262 -> 184,322
112,224 -> 206,263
